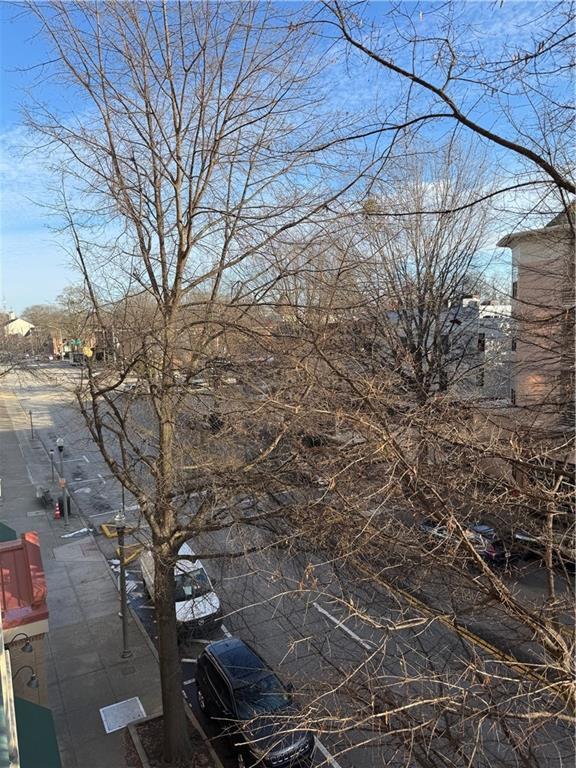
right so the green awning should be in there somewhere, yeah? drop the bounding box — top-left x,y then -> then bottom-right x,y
14,698 -> 61,768
0,524 -> 17,543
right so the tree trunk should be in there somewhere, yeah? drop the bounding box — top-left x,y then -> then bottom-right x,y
545,506 -> 556,602
154,545 -> 192,763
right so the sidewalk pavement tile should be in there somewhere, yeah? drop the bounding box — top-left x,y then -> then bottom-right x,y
87,620 -> 151,664
53,648 -> 104,682
48,603 -> 85,629
83,599 -> 123,621
47,682 -> 65,714
73,732 -> 126,768
108,657 -> 161,701
60,668 -> 116,713
66,703 -> 110,749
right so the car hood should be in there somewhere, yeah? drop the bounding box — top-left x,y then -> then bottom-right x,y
239,711 -> 312,760
175,591 -> 220,622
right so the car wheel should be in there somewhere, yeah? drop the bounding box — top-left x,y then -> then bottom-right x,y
197,689 -> 210,717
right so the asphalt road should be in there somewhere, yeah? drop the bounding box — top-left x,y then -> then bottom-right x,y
7,365 -> 574,768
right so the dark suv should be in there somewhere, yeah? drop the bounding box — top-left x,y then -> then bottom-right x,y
196,638 -> 315,768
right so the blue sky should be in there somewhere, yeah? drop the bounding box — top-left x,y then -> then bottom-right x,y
0,1 -> 566,313
0,2 -> 74,312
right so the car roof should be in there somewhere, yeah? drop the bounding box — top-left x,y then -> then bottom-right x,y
177,542 -> 196,557
207,638 -> 270,687
469,523 -> 494,534
176,542 -> 203,571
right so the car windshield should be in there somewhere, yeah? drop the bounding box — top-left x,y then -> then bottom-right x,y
235,674 -> 291,719
174,567 -> 211,602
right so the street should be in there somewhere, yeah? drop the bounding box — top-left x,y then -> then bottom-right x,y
3,365 -> 574,768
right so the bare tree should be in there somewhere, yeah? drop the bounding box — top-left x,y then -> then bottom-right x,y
26,1 -> 346,761
319,1 -> 575,201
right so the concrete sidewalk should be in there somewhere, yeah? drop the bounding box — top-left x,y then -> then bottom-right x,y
0,390 -> 162,768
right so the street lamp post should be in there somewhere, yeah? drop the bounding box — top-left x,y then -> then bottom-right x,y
49,449 -> 55,482
28,410 -> 34,439
56,438 -> 69,528
56,438 -> 64,476
115,505 -> 132,659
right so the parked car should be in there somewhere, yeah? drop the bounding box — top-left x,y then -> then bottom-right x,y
139,542 -> 222,637
466,522 -> 510,564
196,637 -> 315,768
419,518 -> 508,564
511,528 -> 575,572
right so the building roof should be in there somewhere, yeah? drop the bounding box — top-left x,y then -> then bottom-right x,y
497,206 -> 575,248
0,533 -> 48,631
545,202 -> 575,228
2,318 -> 35,338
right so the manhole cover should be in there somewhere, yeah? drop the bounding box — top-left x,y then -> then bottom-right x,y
100,697 -> 146,734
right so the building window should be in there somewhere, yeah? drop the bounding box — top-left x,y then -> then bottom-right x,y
477,369 -> 485,387
477,333 -> 485,352
512,280 -> 518,298
511,388 -> 516,405
511,337 -> 517,351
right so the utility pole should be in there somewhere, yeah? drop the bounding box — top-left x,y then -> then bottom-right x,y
29,410 -> 34,439
115,498 -> 132,659
49,449 -> 55,482
56,438 -> 69,528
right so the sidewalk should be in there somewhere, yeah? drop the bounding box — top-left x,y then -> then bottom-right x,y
0,390 -> 162,768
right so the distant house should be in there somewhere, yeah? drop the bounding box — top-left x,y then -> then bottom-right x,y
343,295 -> 512,401
2,313 -> 35,338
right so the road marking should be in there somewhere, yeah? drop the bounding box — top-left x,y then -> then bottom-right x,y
83,455 -> 89,463
89,510 -> 115,519
183,678 -> 195,685
106,503 -> 139,517
69,477 -> 102,484
97,473 -> 106,484
74,487 -> 91,495
181,658 -> 198,663
312,602 -> 373,651
61,527 -> 90,538
221,624 -> 232,638
372,574 -> 562,689
316,739 -> 344,768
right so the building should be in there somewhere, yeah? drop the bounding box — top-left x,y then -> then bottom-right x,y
1,315 -> 35,338
498,207 -> 575,431
0,525 -> 60,768
345,295 -> 512,402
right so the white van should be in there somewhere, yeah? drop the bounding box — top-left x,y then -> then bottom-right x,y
139,542 -> 222,635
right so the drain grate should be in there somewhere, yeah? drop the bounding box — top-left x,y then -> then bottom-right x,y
100,697 -> 146,734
